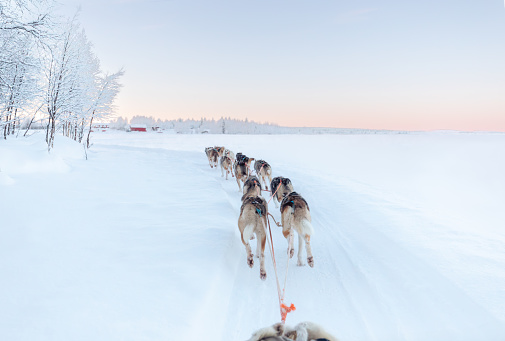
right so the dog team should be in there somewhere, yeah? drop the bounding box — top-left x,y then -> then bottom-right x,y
205,145 -> 315,278
205,146 -> 334,341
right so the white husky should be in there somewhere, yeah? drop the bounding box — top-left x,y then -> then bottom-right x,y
246,321 -> 337,341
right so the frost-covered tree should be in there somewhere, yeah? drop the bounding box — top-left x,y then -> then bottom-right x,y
44,19 -> 90,150
0,0 -> 54,139
43,17 -> 123,150
84,70 -> 124,148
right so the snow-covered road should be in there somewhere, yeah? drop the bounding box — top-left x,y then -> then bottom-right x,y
1,132 -> 504,340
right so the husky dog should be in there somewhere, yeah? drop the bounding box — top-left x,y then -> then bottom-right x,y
246,321 -> 337,341
220,155 -> 233,179
242,176 -> 262,201
234,155 -> 255,192
235,152 -> 247,164
270,176 -> 294,208
238,188 -> 268,280
254,160 -> 273,191
280,192 -> 314,267
224,148 -> 236,164
205,147 -> 220,168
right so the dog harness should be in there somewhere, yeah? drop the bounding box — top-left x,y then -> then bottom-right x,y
280,192 -> 309,212
241,196 -> 267,217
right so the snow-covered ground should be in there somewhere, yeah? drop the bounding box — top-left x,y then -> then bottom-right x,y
1,131 -> 505,341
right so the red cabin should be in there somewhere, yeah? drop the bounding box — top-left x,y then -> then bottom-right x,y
130,124 -> 147,132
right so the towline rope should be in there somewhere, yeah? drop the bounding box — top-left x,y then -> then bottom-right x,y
267,183 -> 282,204
267,212 -> 281,227
264,211 -> 296,324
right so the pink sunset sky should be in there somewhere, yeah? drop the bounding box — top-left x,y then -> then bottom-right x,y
58,0 -> 505,132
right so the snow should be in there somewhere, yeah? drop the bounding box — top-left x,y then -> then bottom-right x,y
1,131 -> 505,340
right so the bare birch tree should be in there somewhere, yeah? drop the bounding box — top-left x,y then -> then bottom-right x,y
0,0 -> 54,139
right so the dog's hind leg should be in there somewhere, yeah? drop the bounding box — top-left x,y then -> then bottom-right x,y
255,232 -> 261,258
236,176 -> 242,192
301,219 -> 314,267
259,235 -> 266,280
305,234 -> 314,267
282,214 -> 295,258
297,233 -> 305,266
241,224 -> 255,267
288,230 -> 295,258
258,219 -> 267,280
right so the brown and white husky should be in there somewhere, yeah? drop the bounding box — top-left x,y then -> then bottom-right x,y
238,181 -> 268,280
234,155 -> 255,192
224,148 -> 235,165
220,155 -> 233,179
270,176 -> 294,208
242,176 -> 262,200
254,160 -> 273,191
280,192 -> 314,267
205,147 -> 219,168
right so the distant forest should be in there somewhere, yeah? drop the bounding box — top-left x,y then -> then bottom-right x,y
110,116 -> 403,135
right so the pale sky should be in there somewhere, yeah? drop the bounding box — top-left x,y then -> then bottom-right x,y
57,0 -> 505,131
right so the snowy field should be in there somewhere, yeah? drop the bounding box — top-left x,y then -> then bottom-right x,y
1,131 -> 505,341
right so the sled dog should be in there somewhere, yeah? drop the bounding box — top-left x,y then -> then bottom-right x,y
254,160 -> 273,191
224,148 -> 236,165
234,155 -> 255,192
238,189 -> 268,280
270,176 -> 294,208
242,176 -> 262,201
205,147 -> 220,168
220,155 -> 233,180
246,321 -> 337,341
280,192 -> 314,267
235,152 -> 245,161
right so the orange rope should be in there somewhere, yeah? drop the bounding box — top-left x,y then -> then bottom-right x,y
264,213 -> 296,324
267,212 -> 281,227
267,183 -> 282,204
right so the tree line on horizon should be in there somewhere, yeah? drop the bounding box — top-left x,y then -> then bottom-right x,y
0,0 -> 123,150
110,115 -> 286,134
108,115 -> 394,135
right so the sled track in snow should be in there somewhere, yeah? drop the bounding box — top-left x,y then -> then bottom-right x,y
200,154 -> 505,341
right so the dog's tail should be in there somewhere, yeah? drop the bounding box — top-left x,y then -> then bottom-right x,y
243,224 -> 255,243
301,219 -> 314,237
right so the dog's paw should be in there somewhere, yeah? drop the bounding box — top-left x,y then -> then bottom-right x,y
297,259 -> 305,266
289,248 -> 294,258
248,256 -> 254,268
260,269 -> 266,281
308,256 -> 314,267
